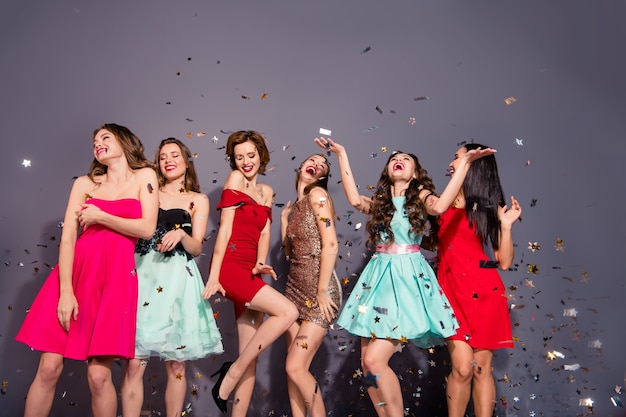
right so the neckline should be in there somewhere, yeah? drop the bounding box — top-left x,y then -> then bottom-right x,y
226,188 -> 265,206
86,197 -> 140,203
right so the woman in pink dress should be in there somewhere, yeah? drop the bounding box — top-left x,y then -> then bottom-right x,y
15,123 -> 159,417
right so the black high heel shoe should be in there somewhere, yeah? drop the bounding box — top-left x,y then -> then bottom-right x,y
211,361 -> 233,414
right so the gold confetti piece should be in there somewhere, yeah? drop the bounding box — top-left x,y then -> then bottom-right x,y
156,286 -> 163,293
528,242 -> 540,252
504,96 -> 517,105
186,132 -> 193,139
555,237 -> 565,252
261,93 -> 268,100
527,264 -> 538,274
380,146 -> 387,153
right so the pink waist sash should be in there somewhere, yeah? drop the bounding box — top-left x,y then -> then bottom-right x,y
375,243 -> 421,254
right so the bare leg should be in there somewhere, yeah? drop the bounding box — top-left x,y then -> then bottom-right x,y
285,321 -> 327,417
121,358 -> 147,417
24,352 -> 64,417
230,309 -> 262,417
87,356 -> 117,417
446,340 -> 474,417
471,349 -> 495,417
217,286 -> 298,402
164,361 -> 187,417
361,338 -> 403,417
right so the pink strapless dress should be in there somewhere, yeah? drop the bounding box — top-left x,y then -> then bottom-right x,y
16,198 -> 141,360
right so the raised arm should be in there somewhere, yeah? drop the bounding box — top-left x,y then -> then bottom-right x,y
423,147 -> 496,216
494,196 -> 522,270
314,137 -> 372,213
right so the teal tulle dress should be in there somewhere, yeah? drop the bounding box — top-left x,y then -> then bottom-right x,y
337,197 -> 458,347
133,208 -> 223,361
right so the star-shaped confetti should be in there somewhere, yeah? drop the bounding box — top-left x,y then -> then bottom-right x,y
22,159 -> 31,167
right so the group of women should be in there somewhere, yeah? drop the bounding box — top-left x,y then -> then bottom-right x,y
15,123 -> 521,417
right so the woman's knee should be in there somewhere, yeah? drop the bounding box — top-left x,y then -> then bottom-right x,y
450,361 -> 473,383
167,361 -> 186,377
284,302 -> 299,323
87,365 -> 112,393
37,355 -> 63,385
285,354 -> 305,380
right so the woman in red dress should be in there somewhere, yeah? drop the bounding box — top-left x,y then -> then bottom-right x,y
436,143 -> 522,417
202,130 -> 298,415
15,123 -> 159,417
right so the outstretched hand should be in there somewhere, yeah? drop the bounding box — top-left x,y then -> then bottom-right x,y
202,278 -> 226,299
463,147 -> 496,163
498,196 -> 522,228
314,137 -> 345,156
252,262 -> 277,280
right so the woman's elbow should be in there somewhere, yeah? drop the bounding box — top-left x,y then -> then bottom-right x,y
139,225 -> 156,239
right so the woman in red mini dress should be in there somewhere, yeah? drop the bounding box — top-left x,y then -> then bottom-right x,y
202,130 -> 298,415
436,143 -> 522,417
15,123 -> 158,417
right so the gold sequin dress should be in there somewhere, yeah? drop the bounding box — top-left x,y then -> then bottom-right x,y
284,195 -> 341,329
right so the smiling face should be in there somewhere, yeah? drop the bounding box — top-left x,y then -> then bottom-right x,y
233,140 -> 261,179
448,146 -> 467,178
387,152 -> 417,182
300,154 -> 329,181
158,142 -> 187,182
92,128 -> 122,162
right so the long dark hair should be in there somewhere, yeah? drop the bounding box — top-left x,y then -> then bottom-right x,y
89,123 -> 153,182
155,138 -> 201,192
365,151 -> 436,250
463,143 -> 505,249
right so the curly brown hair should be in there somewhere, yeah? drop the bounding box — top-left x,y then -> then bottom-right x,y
88,123 -> 153,182
154,138 -> 201,192
225,130 -> 270,174
365,151 -> 436,250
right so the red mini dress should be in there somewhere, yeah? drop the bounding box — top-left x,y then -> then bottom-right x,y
437,207 -> 513,350
215,189 -> 272,318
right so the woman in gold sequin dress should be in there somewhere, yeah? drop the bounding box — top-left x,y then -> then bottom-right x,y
281,154 -> 341,417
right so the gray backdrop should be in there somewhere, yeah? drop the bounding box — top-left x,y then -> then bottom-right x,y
1,1 -> 625,416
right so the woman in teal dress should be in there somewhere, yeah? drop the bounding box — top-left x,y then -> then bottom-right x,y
121,138 -> 223,417
316,137 -> 494,417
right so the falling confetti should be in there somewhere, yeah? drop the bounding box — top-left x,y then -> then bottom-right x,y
409,117 -> 416,125
361,46 -> 371,54
22,159 -> 31,167
504,96 -> 517,105
528,242 -> 541,252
